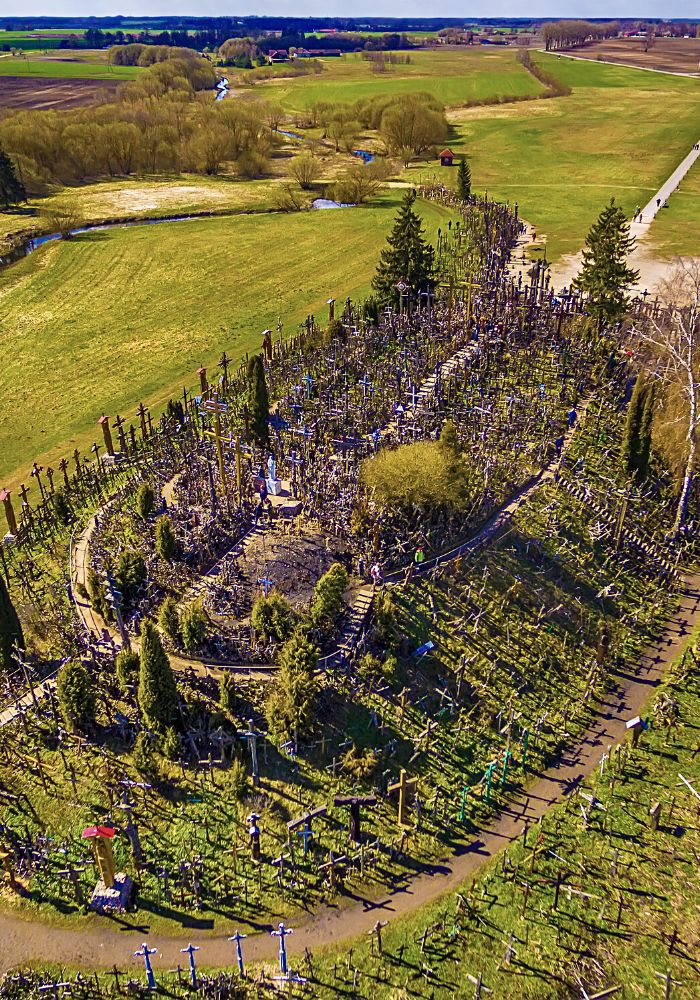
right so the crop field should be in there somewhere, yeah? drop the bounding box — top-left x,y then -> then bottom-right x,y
565,35 -> 700,75
433,53 -> 700,260
0,53 -> 141,80
0,192 -> 452,489
248,48 -> 545,112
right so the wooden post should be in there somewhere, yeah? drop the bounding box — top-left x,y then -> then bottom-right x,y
98,415 -> 114,456
0,490 -> 17,535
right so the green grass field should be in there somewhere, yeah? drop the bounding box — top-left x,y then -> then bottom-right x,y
0,193 -> 451,489
424,53 -> 700,261
0,53 -> 141,79
249,48 -> 545,113
648,157 -> 700,259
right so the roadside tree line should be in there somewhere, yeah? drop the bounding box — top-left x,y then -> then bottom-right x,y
541,20 -> 620,51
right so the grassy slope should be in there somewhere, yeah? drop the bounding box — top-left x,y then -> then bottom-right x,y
422,53 -> 700,261
248,49 -> 545,112
0,192 -> 451,489
649,156 -> 700,259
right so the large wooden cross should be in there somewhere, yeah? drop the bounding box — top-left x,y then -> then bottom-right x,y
388,769 -> 418,826
333,795 -> 377,843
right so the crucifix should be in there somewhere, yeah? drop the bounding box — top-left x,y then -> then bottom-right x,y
58,458 -> 69,488
239,718 -> 263,786
287,805 -> 327,856
333,795 -> 377,843
228,930 -> 247,976
134,943 -> 157,990
257,577 -> 274,597
45,467 -> 54,494
388,769 -> 418,826
271,922 -> 293,974
31,463 -> 45,501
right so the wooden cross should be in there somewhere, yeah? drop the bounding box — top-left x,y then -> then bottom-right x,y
45,467 -> 54,494
368,919 -> 388,955
287,805 -> 328,856
112,414 -> 128,454
202,393 -> 229,503
98,414 -> 114,456
58,458 -> 69,488
218,352 -> 231,394
31,463 -> 45,501
136,402 -> 149,439
388,769 -> 418,826
73,448 -> 81,477
318,850 -> 346,888
333,795 -> 377,843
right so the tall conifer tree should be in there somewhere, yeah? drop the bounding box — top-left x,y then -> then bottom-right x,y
372,189 -> 436,309
247,354 -> 270,448
0,574 -> 23,675
456,157 -> 471,200
574,198 -> 639,326
138,620 -> 178,731
0,148 -> 25,209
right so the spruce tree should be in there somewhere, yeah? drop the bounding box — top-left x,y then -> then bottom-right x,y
621,375 -> 645,477
637,381 -> 655,482
246,354 -> 270,447
57,659 -> 95,732
0,574 -> 23,675
574,198 -> 639,326
372,189 -> 436,309
456,157 -> 471,200
264,632 -> 319,740
138,620 -> 178,731
0,148 -> 25,209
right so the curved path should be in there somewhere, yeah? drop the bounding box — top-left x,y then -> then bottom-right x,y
0,568 -> 696,972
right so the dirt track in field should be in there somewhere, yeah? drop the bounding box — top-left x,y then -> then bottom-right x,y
0,76 -> 120,111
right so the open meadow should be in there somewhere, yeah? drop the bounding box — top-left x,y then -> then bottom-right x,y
0,52 -> 141,80
0,192 -> 452,489
247,48 -> 545,112
431,53 -> 700,260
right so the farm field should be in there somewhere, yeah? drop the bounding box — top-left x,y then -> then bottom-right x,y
0,54 -> 141,80
0,75 -> 121,110
0,192 -> 452,489
247,48 -> 546,112
432,53 -> 700,260
563,35 -> 700,75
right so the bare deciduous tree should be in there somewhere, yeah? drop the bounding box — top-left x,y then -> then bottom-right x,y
630,259 -> 700,536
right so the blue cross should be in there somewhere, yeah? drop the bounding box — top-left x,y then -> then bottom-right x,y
257,577 -> 274,597
302,373 -> 315,398
180,944 -> 199,989
358,375 -> 373,399
295,821 -> 314,856
134,943 -> 157,990
228,930 -> 247,976
271,922 -> 293,974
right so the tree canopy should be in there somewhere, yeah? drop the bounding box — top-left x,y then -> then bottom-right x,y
361,427 -> 468,512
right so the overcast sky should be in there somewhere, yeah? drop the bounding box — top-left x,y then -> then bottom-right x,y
3,3 -> 698,20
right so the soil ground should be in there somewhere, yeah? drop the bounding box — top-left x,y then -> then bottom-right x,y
0,76 -> 120,110
565,37 -> 700,75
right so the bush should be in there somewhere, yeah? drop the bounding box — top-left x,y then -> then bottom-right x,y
133,731 -> 157,778
161,726 -> 181,761
265,632 -> 319,740
309,562 -> 348,628
155,515 -> 177,561
180,602 -> 207,653
57,659 -> 95,732
341,745 -> 378,780
86,567 -> 112,622
116,648 -> 139,692
251,591 -> 295,644
219,671 -> 237,716
288,151 -> 321,190
224,757 -> 249,801
138,620 -> 178,731
115,550 -> 146,602
52,487 -> 73,526
136,482 -> 155,519
361,439 -> 468,512
158,596 -> 181,645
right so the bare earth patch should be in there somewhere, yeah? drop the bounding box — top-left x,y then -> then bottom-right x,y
0,76 -> 119,110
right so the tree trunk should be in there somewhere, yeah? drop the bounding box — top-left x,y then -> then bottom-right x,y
674,392 -> 697,536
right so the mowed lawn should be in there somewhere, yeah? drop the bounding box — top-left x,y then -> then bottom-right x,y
429,54 -> 700,261
648,157 -> 700,259
250,48 -> 545,112
0,194 -> 452,489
